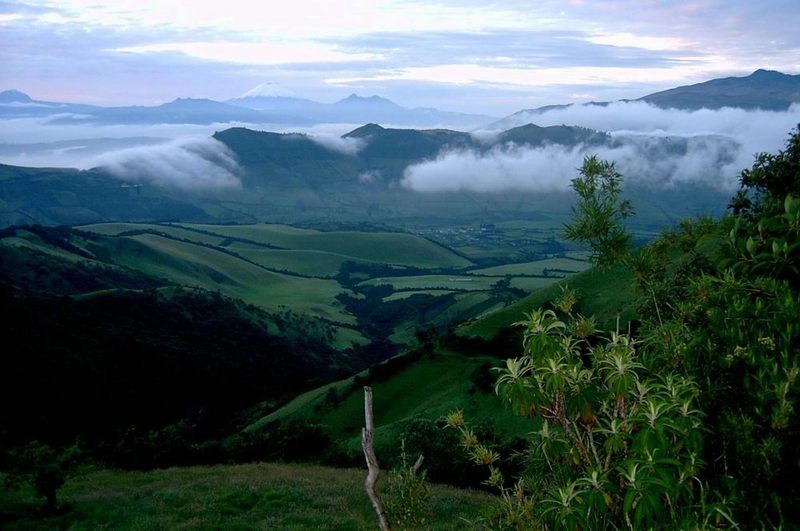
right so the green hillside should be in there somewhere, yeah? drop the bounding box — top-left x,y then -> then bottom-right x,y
247,350 -> 532,452
0,122 -> 730,230
498,123 -> 612,147
79,222 -> 585,347
467,256 -> 589,276
0,164 -> 213,227
457,263 -> 636,340
93,232 -> 356,326
248,261 -> 637,464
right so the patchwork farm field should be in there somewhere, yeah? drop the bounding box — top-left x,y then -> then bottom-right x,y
468,256 -> 589,277
179,223 -> 473,268
73,221 -> 594,347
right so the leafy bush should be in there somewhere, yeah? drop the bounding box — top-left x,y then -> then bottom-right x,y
628,129 -> 800,525
224,421 -> 334,464
3,441 -> 82,512
383,441 -> 432,529
381,417 -> 497,488
448,306 -> 734,529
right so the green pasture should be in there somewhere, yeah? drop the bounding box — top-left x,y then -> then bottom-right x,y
180,223 -> 472,268
94,233 -> 358,329
361,275 -> 497,292
468,257 -> 589,277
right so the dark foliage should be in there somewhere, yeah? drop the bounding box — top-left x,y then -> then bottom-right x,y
380,417 -> 526,490
223,421 -> 335,464
732,124 -> 800,215
0,286 -> 338,450
572,127 -> 800,527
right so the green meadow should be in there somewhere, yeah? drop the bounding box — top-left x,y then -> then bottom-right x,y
467,256 -> 589,276
178,223 -> 472,269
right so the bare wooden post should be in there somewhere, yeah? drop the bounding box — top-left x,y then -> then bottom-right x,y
362,386 -> 390,530
412,453 -> 424,474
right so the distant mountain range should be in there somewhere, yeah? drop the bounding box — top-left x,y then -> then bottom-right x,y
228,92 -> 493,128
2,70 -> 797,131
0,89 -> 494,128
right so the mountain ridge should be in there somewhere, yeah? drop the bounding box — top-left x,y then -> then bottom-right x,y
488,69 -> 800,130
0,89 -> 494,128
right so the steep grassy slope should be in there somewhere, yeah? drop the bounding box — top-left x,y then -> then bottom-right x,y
0,463 -> 495,530
91,232 -> 356,326
247,350 -> 532,452
456,263 -> 636,340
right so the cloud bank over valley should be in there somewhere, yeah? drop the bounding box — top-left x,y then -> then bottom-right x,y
93,137 -> 242,190
402,102 -> 800,192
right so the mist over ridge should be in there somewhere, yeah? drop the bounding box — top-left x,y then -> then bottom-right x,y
92,137 -> 242,190
1,70 -> 799,193
402,101 -> 800,193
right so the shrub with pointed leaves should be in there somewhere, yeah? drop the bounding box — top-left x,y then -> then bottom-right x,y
449,307 -> 735,529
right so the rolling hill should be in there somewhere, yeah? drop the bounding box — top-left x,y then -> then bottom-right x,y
245,259 -> 638,469
0,220 -> 610,448
0,120 -> 731,231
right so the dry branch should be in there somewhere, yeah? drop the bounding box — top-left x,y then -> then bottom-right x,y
362,386 -> 390,530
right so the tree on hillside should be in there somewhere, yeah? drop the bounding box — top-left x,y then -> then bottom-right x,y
449,129 -> 800,528
4,441 -> 82,512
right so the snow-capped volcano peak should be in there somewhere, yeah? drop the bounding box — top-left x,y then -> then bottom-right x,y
239,81 -> 292,99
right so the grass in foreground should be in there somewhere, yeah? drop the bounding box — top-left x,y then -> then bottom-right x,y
1,463 -> 495,530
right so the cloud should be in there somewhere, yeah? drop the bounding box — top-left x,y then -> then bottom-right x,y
495,100 -> 800,168
0,137 -> 166,168
404,102 -> 800,193
114,41 -> 382,66
358,170 -> 381,183
305,132 -> 364,155
3,0 -> 798,116
92,136 -> 242,190
401,138 -> 745,193
326,29 -> 695,70
402,143 -> 584,192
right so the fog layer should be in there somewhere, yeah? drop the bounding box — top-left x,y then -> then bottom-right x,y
403,102 -> 800,192
93,137 -> 242,190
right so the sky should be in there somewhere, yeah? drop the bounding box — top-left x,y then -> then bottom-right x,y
1,1 -> 799,115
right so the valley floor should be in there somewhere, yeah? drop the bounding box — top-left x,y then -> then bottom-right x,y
1,462 -> 495,530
